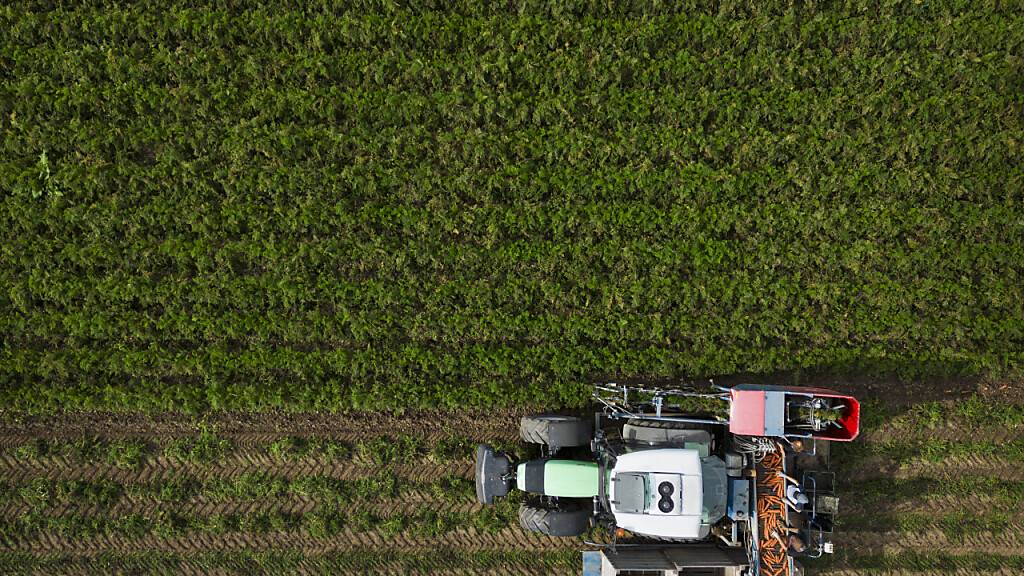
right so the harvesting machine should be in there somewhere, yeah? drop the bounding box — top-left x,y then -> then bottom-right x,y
476,383 -> 860,576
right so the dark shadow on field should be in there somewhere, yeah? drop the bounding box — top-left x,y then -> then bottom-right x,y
600,359 -> 1023,429
713,364 -> 980,406
610,363 -> 980,402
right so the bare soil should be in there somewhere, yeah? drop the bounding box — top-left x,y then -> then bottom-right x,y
0,408 -> 529,444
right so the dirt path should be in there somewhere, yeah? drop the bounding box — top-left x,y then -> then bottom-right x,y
1,525 -> 573,555
0,456 -> 475,484
9,551 -> 569,576
0,409 -> 528,444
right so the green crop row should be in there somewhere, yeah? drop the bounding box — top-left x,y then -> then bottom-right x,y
888,395 -> 1024,431
3,431 -> 475,467
810,551 -> 1024,574
2,472 -> 474,511
841,511 -> 1019,543
4,428 -> 231,468
0,497 -> 519,543
835,436 -> 1024,468
841,476 -> 1024,508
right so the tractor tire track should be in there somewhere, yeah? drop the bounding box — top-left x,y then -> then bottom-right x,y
0,458 -> 474,485
3,551 -> 567,576
0,526 -> 575,555
0,409 -> 528,446
0,495 -> 487,520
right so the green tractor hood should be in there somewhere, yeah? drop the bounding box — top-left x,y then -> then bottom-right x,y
517,459 -> 600,498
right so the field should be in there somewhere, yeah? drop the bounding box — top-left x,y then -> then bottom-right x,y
1,393 -> 1024,574
1,0 -> 1022,574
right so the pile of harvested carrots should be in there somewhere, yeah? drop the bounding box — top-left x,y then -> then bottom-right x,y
757,448 -> 790,576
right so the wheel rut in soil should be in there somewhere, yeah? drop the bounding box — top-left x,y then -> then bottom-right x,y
0,457 -> 475,484
0,408 -> 528,445
0,551 -> 567,576
0,495 -> 487,519
1,526 -> 571,555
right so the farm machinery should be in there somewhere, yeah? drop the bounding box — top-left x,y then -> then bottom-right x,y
476,383 -> 860,576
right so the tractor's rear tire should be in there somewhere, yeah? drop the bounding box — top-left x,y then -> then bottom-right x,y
623,418 -> 714,456
520,415 -> 590,449
518,503 -> 591,537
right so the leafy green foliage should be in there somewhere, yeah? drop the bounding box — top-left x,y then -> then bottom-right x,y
267,436 -> 351,461
162,426 -> 232,464
356,434 -> 425,465
811,551 -> 1024,574
7,472 -> 473,512
0,504 -> 506,544
0,1 -> 1021,413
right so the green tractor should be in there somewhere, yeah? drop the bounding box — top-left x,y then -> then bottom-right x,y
477,383 -> 860,575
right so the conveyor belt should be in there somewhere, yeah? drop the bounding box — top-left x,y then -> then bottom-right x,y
756,448 -> 791,576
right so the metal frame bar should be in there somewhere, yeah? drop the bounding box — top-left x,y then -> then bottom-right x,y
799,470 -> 837,559
593,382 -> 731,426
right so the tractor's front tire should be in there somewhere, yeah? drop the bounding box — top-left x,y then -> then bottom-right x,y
519,415 -> 590,450
518,503 -> 591,537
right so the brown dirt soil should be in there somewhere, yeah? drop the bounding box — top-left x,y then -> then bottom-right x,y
0,457 -> 474,484
8,552 -> 566,576
0,494 -> 487,519
1,526 -> 570,555
0,408 -> 529,444
0,408 -> 587,570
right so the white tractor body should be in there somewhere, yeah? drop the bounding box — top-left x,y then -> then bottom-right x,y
609,448 -> 705,539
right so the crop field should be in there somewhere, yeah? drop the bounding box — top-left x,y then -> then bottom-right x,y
1,396 -> 1023,574
1,0 -> 1022,574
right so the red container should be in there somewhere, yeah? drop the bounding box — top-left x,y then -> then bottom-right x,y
728,384 -> 860,442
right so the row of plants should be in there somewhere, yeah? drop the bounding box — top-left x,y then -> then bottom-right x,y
4,428 -> 230,468
2,431 -> 476,468
887,395 -> 1024,430
841,475 -> 1024,509
840,511 -> 1019,544
3,471 -> 474,510
0,497 -> 520,542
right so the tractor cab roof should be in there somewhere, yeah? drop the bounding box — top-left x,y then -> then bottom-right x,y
608,448 -> 705,539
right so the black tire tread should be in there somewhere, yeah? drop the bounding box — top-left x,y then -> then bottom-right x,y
517,504 -> 590,537
519,415 -> 590,448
